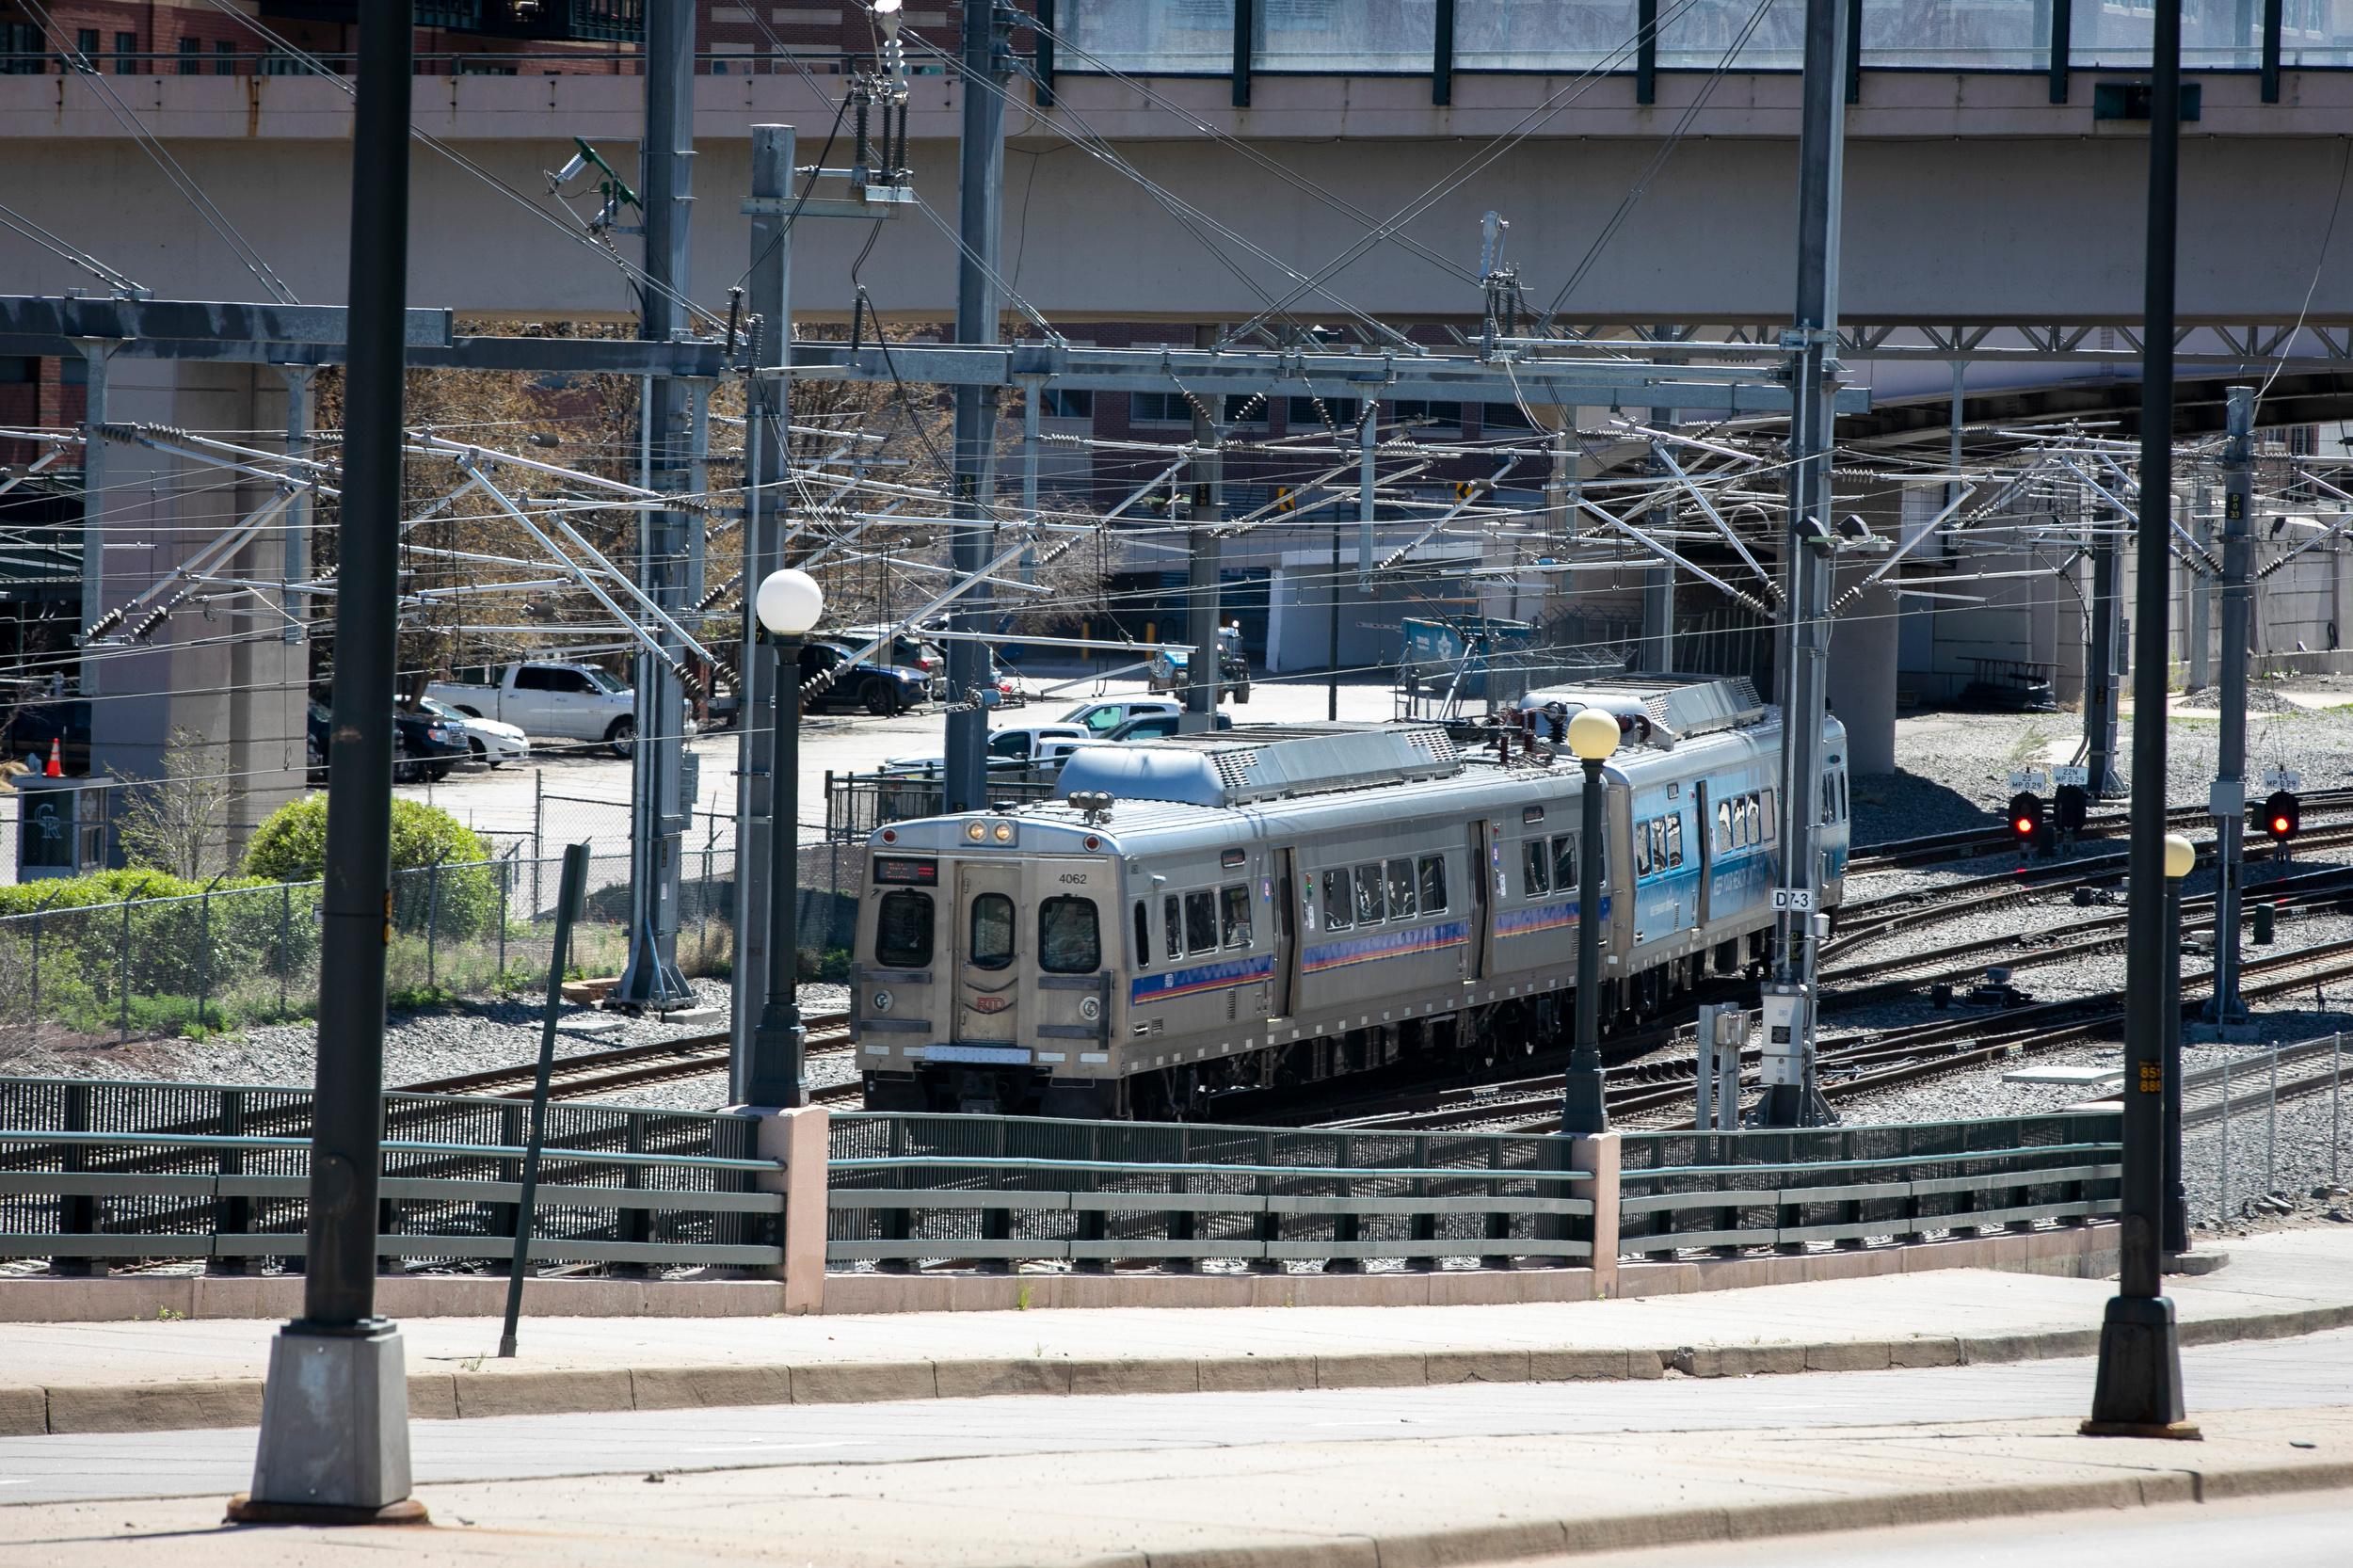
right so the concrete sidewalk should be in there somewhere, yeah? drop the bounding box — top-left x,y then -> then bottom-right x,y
9,1406 -> 2353,1567
5,1229 -> 2351,1437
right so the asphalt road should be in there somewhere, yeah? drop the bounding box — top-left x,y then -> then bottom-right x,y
3,1330 -> 2348,1508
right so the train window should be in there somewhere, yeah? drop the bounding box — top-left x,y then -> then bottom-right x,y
1551,836 -> 1575,892
1184,890 -> 1218,955
1418,854 -> 1448,913
1633,824 -> 1652,878
1133,901 -> 1149,968
1039,896 -> 1100,973
968,893 -> 1016,970
1221,884 -> 1254,949
1386,858 -> 1417,920
1715,802 -> 1732,853
1522,840 -> 1549,897
1163,894 -> 1183,963
1840,773 -> 1849,821
1761,789 -> 1778,840
1322,868 -> 1353,931
876,890 -> 934,969
1666,815 -> 1684,869
1740,796 -> 1756,848
1355,862 -> 1386,924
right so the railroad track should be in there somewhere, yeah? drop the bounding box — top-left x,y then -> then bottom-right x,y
1821,861 -> 2353,1005
1845,788 -> 2353,876
1331,936 -> 2353,1136
1826,820 -> 2353,962
397,1013 -> 856,1104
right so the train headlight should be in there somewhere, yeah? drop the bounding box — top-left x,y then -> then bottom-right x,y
966,822 -> 986,841
1078,996 -> 1100,1021
992,822 -> 1015,843
872,989 -> 893,1013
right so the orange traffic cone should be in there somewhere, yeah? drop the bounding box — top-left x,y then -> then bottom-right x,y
43,738 -> 61,777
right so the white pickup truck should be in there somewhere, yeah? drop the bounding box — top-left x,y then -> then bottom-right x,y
425,662 -> 641,758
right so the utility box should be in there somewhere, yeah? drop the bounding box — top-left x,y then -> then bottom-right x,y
14,774 -> 112,880
1694,1004 -> 1748,1131
1758,983 -> 1811,1089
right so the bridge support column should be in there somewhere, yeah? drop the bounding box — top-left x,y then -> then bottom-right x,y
1827,559 -> 1897,776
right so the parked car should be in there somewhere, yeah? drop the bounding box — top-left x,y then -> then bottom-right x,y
837,625 -> 950,700
799,639 -> 931,715
307,701 -> 467,785
1,697 -> 90,776
1059,696 -> 1181,736
1098,711 -> 1234,743
424,661 -> 640,758
883,723 -> 1092,776
412,696 -> 528,768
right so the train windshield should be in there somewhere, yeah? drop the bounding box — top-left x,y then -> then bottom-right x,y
1039,896 -> 1100,973
876,890 -> 934,968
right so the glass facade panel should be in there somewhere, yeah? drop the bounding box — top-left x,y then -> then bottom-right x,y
1455,1 -> 1643,72
1657,0 -> 1810,71
1860,0 -> 2048,71
1063,0 -> 1236,74
2281,1 -> 2353,66
2073,2 -> 2261,69
1258,0 -> 1435,72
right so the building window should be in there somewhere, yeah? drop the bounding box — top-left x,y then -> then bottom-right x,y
1130,391 -> 1188,424
216,40 -> 237,75
1481,401 -> 1535,431
1,23 -> 45,73
178,39 -> 202,75
1040,388 -> 1093,418
114,32 -> 138,74
1387,399 -> 1462,433
75,28 -> 99,63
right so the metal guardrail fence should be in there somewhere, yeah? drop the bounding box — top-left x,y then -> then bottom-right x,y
2195,1033 -> 2348,1224
0,850 -> 738,1048
1615,1114 -> 2123,1256
0,1076 -> 776,1273
825,1112 -> 1593,1271
0,1093 -> 2127,1279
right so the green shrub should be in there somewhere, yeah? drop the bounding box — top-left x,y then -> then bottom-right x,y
245,794 -> 501,939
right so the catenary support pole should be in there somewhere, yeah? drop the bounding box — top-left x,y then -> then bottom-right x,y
730,124 -> 795,1096
2086,0 -> 2194,1440
234,0 -> 420,1524
2085,497 -> 2122,795
2188,476 -> 2213,691
2164,865 -> 2189,1256
2210,386 -> 2256,1024
76,342 -> 112,693
943,2 -> 1011,813
1759,0 -> 1847,1128
280,366 -> 314,643
1183,323 -> 1225,730
1326,514 -> 1342,720
616,0 -> 696,1010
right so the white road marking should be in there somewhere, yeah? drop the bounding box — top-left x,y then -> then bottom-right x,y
680,1441 -> 875,1455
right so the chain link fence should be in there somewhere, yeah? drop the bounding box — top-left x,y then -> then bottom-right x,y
0,849 -> 743,1051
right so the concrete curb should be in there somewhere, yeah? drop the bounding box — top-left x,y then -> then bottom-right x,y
1080,1457 -> 2353,1568
9,1300 -> 2353,1438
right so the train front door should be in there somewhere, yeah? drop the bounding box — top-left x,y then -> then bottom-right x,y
1466,820 -> 1495,983
952,860 -> 1025,1043
1270,847 -> 1298,1019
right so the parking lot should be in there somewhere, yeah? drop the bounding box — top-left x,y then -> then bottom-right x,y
398,668 -> 1400,854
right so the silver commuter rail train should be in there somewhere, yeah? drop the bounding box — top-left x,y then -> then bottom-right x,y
850,674 -> 1849,1119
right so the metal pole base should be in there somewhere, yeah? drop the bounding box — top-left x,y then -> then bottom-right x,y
1561,1064 -> 1609,1137
2081,1293 -> 2201,1439
237,1320 -> 417,1520
1748,1082 -> 1839,1128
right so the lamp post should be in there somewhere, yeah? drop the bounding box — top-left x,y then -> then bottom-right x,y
1561,707 -> 1619,1135
2163,831 -> 2195,1257
747,568 -> 824,1107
